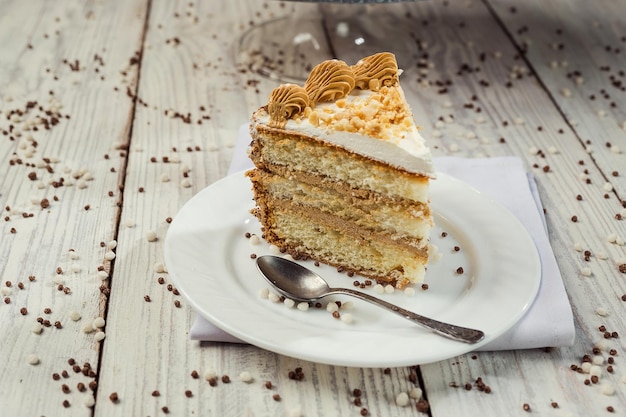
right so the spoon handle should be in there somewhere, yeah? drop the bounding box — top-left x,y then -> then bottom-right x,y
330,288 -> 485,344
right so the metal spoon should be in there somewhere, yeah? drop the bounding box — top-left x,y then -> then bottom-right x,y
256,255 -> 485,344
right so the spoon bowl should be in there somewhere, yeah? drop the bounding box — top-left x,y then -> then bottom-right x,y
256,255 -> 485,344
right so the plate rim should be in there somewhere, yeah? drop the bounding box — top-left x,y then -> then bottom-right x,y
164,170 -> 541,367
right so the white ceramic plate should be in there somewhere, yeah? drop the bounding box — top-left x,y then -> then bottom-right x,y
164,171 -> 541,367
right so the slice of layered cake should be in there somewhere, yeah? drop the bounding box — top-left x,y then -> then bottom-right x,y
248,52 -> 434,288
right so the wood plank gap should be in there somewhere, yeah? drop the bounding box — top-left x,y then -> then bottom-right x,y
415,365 -> 433,417
480,0 -> 622,199
90,0 -> 154,410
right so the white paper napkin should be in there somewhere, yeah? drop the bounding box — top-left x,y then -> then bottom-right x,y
189,125 -> 575,351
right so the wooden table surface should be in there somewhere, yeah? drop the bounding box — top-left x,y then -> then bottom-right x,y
1,0 -> 625,416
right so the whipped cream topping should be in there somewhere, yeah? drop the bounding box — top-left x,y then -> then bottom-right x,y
258,53 -> 434,176
256,86 -> 434,176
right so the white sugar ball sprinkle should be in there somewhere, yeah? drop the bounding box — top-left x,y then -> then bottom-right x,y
146,230 -> 158,242
374,284 -> 385,294
431,130 -> 442,138
269,245 -> 281,254
0,287 -> 11,296
107,240 -> 117,250
404,287 -> 415,297
204,370 -> 217,380
125,220 -> 135,228
84,395 -> 96,408
617,237 -> 625,246
53,275 -> 64,285
94,331 -> 106,342
409,387 -> 422,399
529,146 -> 539,155
82,323 -> 95,333
239,371 -> 254,383
592,355 -> 605,365
258,288 -> 269,299
395,392 -> 410,407
611,145 -> 621,154
249,235 -> 261,245
336,21 -> 349,37
268,292 -> 280,303
384,285 -> 395,294
97,270 -> 109,280
32,323 -> 43,334
597,251 -> 608,260
283,298 -> 295,308
69,251 -> 79,260
514,117 -> 525,125
297,302 -> 309,311
580,362 -> 592,373
92,317 -> 105,328
340,313 -> 354,324
547,146 -> 558,154
573,242 -> 583,252
104,250 -> 116,260
27,354 -> 40,365
581,267 -> 592,277
595,340 -> 609,351
603,182 -> 613,192
590,365 -> 602,377
621,375 -> 626,384
326,302 -> 338,313
595,307 -> 608,317
340,301 -> 354,310
154,263 -> 167,273
69,310 -> 81,321
160,174 -> 170,182
561,88 -> 572,97
181,178 -> 192,188
607,233 -> 617,243
71,263 -> 81,273
448,143 -> 459,152
283,254 -> 294,261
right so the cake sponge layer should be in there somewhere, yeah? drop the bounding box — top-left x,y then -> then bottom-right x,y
249,125 -> 430,204
256,205 -> 427,288
250,169 -> 432,248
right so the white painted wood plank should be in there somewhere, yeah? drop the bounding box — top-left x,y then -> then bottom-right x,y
486,0 -> 626,198
95,0 -> 429,416
0,0 -> 148,416
344,1 -> 626,416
